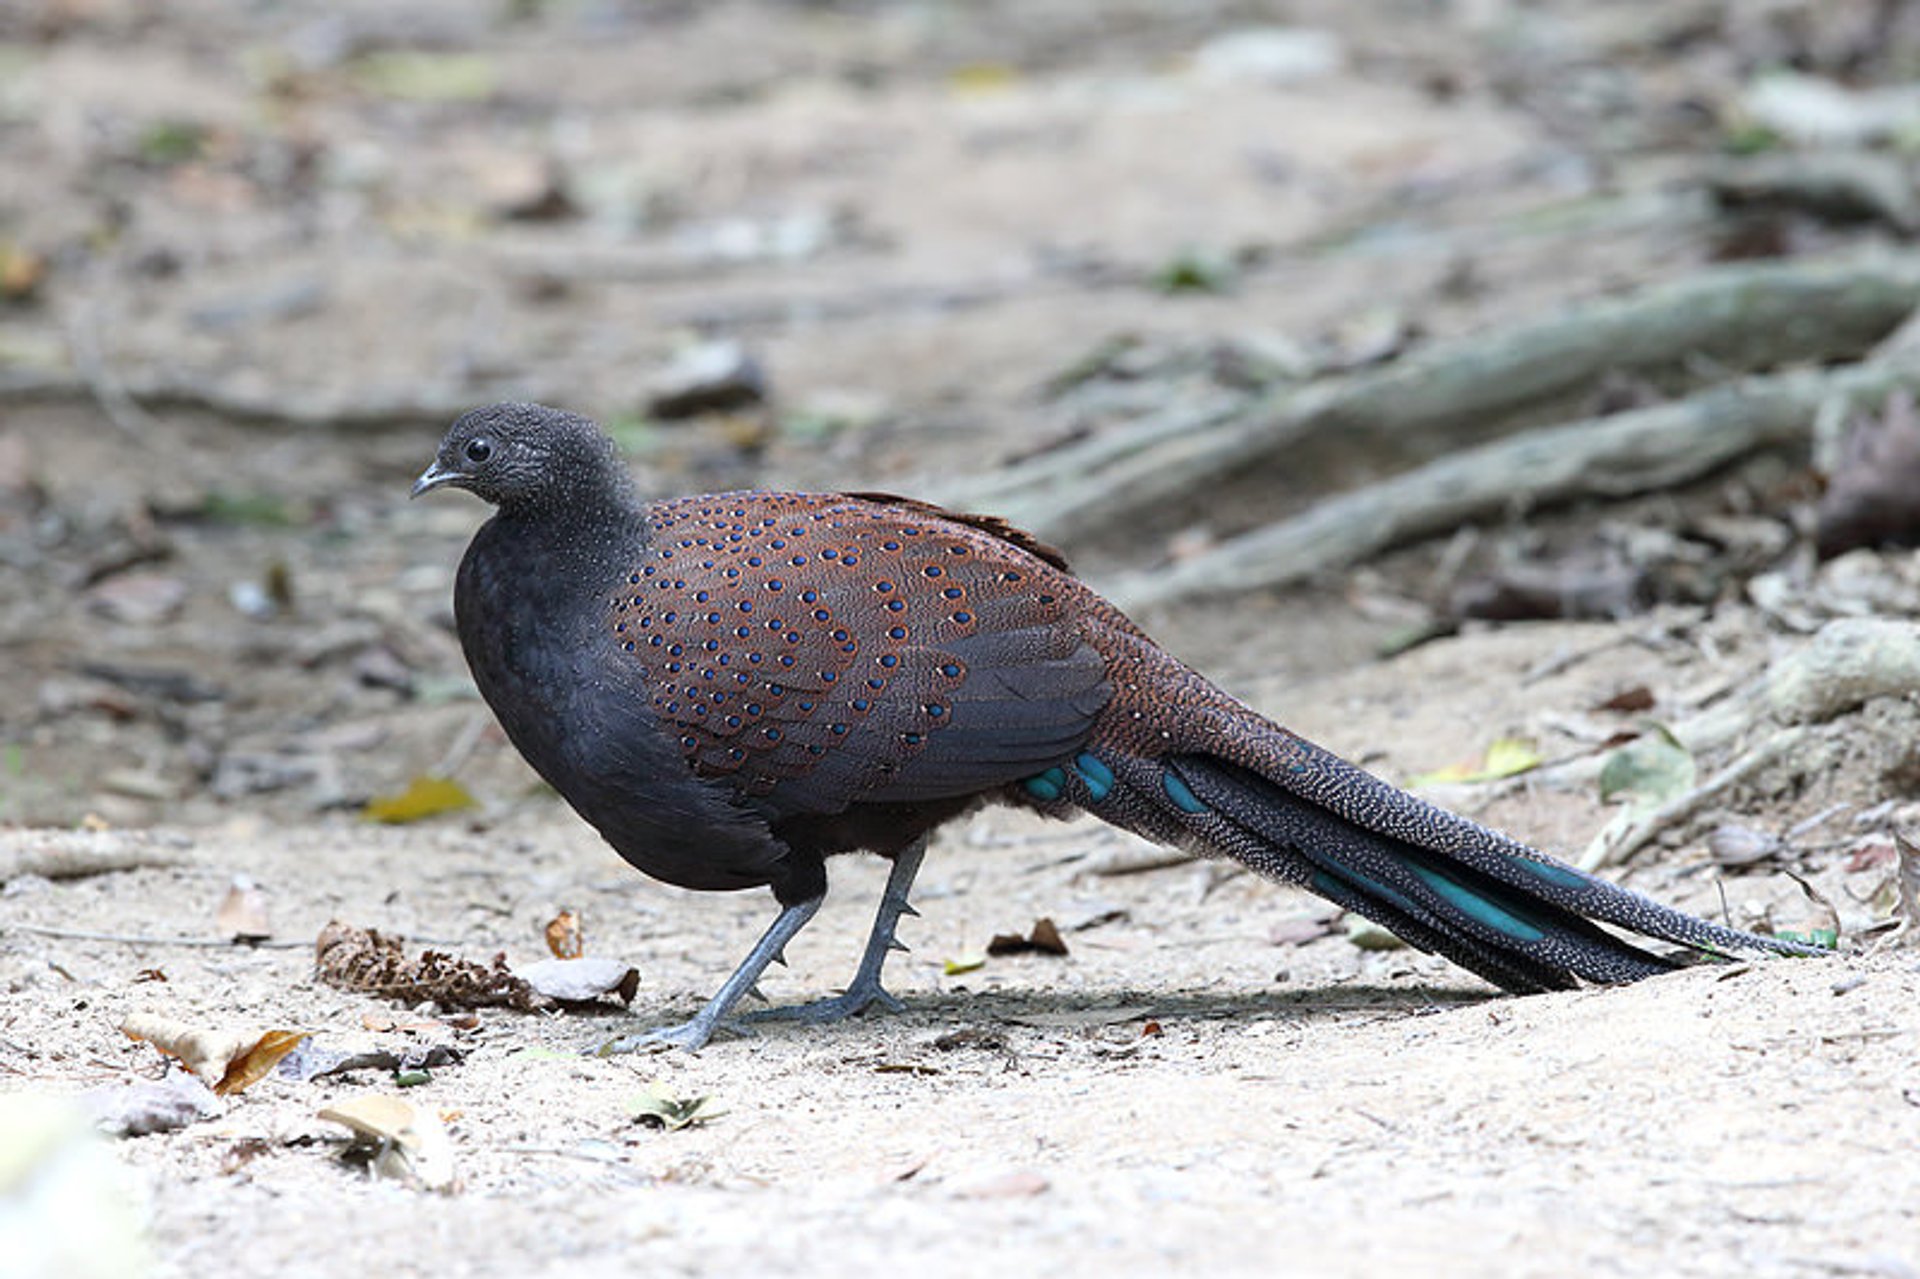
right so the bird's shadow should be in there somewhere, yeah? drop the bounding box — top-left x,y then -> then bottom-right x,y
574,982 -> 1501,1050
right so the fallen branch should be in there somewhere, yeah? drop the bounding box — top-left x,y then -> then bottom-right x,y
0,830 -> 191,883
939,252 -> 1920,543
1106,358 -> 1920,609
0,361 -> 549,430
1706,151 -> 1920,234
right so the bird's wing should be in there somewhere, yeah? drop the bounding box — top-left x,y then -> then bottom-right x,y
609,491 -> 1111,816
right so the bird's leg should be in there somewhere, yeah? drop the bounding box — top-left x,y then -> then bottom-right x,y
598,894 -> 823,1054
743,837 -> 926,1027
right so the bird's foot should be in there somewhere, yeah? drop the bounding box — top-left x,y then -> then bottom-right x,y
596,1015 -> 750,1056
740,978 -> 905,1027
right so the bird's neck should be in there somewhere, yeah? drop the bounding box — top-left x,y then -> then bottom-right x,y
487,480 -> 650,594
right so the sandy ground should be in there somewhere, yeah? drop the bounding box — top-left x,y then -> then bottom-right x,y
3,3 -> 1920,1277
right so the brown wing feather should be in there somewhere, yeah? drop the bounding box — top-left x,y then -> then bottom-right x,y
841,491 -> 1073,571
608,490 -> 1106,820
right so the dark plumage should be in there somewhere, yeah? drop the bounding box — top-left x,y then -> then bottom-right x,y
416,402 -> 1808,1050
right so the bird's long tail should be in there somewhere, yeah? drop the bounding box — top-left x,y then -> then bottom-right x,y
1055,671 -> 1809,992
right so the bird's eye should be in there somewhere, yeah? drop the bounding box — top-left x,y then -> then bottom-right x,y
464,438 -> 493,463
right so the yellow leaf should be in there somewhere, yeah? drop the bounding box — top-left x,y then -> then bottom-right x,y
352,52 -> 496,102
948,62 -> 1018,94
363,776 -> 476,824
215,1029 -> 309,1096
1408,738 -> 1542,787
943,953 -> 987,976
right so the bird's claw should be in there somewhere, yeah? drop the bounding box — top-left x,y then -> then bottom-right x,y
596,1016 -> 752,1056
741,981 -> 905,1026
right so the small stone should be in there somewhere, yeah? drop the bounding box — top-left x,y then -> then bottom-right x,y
646,340 -> 767,419
86,573 -> 188,624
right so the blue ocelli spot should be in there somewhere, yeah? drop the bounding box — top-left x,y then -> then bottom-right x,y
1162,771 -> 1208,814
1022,767 -> 1067,802
1410,866 -> 1545,942
1503,852 -> 1589,892
1073,753 -> 1114,802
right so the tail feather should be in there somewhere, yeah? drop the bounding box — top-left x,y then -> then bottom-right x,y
1057,707 -> 1811,993
1170,754 -> 1679,990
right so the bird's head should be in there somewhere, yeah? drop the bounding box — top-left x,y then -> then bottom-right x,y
413,402 -> 629,511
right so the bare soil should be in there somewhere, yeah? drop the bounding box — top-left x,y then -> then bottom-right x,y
2,4 -> 1918,1277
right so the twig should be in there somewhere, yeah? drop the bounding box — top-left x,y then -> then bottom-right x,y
433,712 -> 492,779
4,924 -> 308,949
64,280 -> 162,440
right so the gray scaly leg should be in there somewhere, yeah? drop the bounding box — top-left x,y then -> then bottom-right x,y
744,839 -> 927,1027
599,894 -> 823,1054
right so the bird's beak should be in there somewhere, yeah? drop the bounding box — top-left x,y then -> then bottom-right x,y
411,461 -> 460,499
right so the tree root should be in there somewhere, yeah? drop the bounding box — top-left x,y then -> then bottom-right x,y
1108,358 -> 1920,610
940,252 -> 1920,547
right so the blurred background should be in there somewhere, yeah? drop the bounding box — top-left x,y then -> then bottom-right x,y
2,0 -> 1919,843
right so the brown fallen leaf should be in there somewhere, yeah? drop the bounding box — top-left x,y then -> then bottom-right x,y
1595,685 -> 1656,714
214,874 -> 272,942
316,921 -> 544,1012
544,909 -> 584,959
120,1013 -> 307,1095
985,917 -> 1069,957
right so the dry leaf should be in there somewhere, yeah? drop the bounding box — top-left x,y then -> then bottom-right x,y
318,1094 -> 458,1192
1344,916 -> 1406,951
1598,727 -> 1696,810
214,874 -> 272,942
544,909 -> 584,959
315,921 -> 543,1012
86,1071 -> 223,1136
629,1081 -> 723,1131
1408,738 -> 1543,787
278,1042 -> 462,1083
217,1030 -> 310,1095
1596,686 -> 1657,714
120,1013 -> 307,1095
362,776 -> 475,824
1780,872 -> 1843,950
986,918 -> 1070,957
